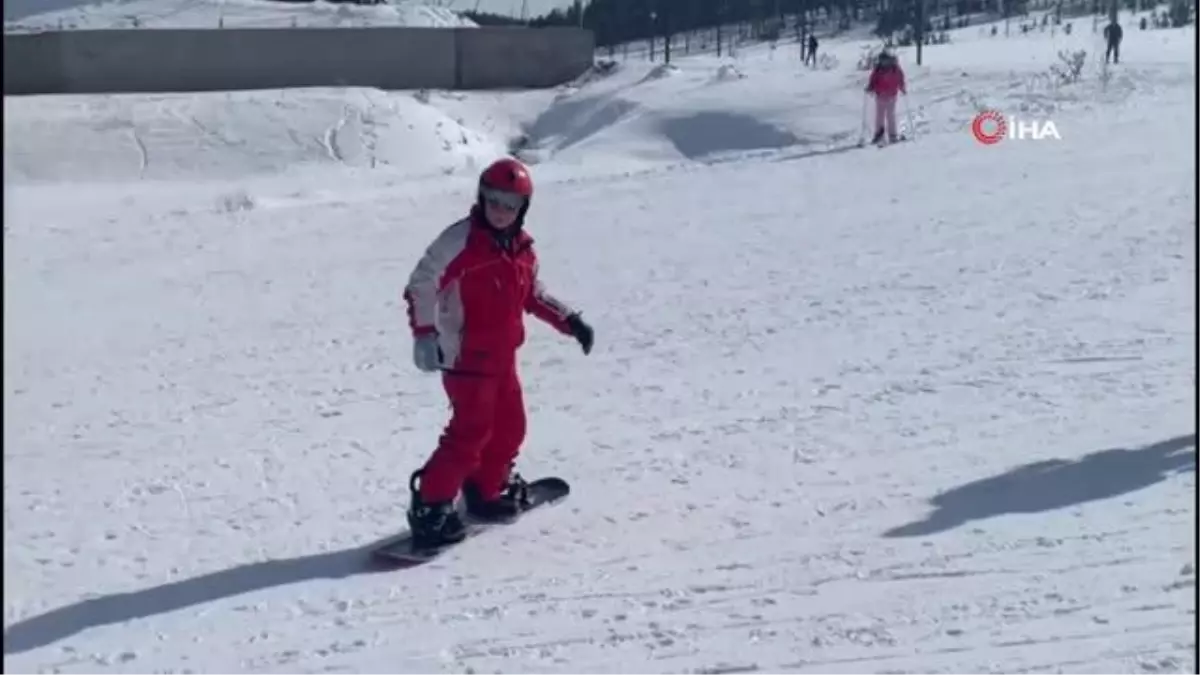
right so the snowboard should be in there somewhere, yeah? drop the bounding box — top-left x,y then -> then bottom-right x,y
370,477 -> 570,567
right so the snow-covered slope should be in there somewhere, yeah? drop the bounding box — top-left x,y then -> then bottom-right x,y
4,0 -> 475,31
519,15 -> 1191,171
0,0 -> 635,27
3,87 -> 519,184
4,16 -> 1195,674
8,16 -> 1189,185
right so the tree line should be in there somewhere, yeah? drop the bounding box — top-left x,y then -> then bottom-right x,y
464,0 -> 1012,47
461,0 -> 1190,51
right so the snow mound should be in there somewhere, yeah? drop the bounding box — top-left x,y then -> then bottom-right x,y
516,59 -> 839,170
639,63 -> 681,83
521,93 -> 642,157
3,87 -> 506,184
712,63 -> 747,82
552,60 -> 624,101
4,0 -> 476,31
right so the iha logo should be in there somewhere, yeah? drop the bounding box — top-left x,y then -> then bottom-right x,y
971,110 -> 1062,144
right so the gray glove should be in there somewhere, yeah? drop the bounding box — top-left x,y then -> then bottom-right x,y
412,334 -> 443,373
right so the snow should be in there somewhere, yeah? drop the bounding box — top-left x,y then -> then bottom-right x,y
4,14 -> 1196,674
2,0 -> 570,25
4,88 -> 512,184
3,0 -> 476,31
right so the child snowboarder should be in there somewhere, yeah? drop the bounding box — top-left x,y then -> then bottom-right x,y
401,157 -> 595,550
865,52 -> 907,144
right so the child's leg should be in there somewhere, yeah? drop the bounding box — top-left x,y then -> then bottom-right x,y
466,367 -> 526,500
885,96 -> 899,139
874,95 -> 887,135
418,374 -> 500,503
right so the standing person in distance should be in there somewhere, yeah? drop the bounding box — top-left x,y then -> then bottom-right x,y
1103,20 -> 1123,64
865,51 -> 907,145
805,34 -> 819,67
401,157 -> 595,550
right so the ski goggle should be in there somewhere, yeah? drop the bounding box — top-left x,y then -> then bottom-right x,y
480,187 -> 527,211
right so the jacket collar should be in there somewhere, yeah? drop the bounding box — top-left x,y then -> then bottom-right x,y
469,205 -> 533,252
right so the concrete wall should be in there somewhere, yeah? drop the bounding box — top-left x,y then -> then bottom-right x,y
4,26 -> 594,95
456,26 -> 594,89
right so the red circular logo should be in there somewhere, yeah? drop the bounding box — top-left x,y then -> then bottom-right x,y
971,111 -> 1007,145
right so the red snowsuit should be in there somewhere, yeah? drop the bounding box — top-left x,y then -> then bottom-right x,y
866,64 -> 906,139
403,206 -> 575,503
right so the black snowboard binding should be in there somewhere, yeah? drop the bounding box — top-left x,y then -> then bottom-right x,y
406,469 -> 467,550
463,470 -> 533,524
373,474 -> 571,565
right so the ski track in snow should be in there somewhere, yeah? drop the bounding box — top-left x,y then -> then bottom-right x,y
3,11 -> 1196,675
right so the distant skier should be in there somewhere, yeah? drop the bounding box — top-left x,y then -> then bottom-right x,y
401,157 -> 595,550
865,51 -> 907,144
805,34 -> 819,67
1103,20 -> 1123,64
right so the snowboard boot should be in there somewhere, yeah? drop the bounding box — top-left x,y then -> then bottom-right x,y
872,128 -> 885,145
406,469 -> 467,550
462,471 -> 532,524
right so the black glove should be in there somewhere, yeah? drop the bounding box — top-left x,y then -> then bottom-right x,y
565,313 -> 594,355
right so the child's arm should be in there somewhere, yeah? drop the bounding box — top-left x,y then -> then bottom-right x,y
404,223 -> 469,336
524,259 -> 576,335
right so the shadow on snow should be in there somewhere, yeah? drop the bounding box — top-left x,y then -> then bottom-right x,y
7,435 -> 1194,653
884,434 -> 1196,538
4,536 -> 405,655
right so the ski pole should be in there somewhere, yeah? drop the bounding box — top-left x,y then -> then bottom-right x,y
902,94 -> 914,139
859,92 -> 869,145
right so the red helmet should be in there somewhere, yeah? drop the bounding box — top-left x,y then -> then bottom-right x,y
479,157 -> 533,197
